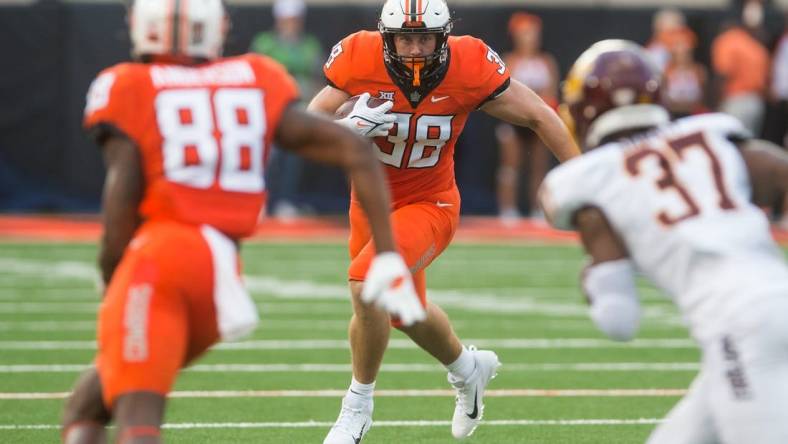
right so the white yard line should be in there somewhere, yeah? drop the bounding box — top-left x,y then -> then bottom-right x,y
245,276 -> 591,317
0,319 -> 354,332
0,341 -> 96,350
0,303 -> 99,314
0,338 -> 697,351
0,257 -> 681,322
0,258 -> 96,281
0,418 -> 662,430
0,362 -> 700,373
0,321 -> 96,332
0,319 -> 666,333
0,389 -> 686,400
0,318 -> 678,332
0,290 -> 98,301
216,338 -> 697,351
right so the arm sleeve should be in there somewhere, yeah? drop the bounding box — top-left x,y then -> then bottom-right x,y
323,34 -> 356,93
83,66 -> 139,146
465,38 -> 511,109
477,78 -> 511,109
582,259 -> 640,342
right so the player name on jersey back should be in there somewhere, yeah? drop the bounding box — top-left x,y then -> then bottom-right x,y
151,60 -> 256,88
83,54 -> 299,239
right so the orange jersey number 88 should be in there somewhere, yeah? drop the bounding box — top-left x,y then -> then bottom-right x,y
155,88 -> 267,193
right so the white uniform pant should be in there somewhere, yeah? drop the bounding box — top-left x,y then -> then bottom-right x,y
647,296 -> 788,444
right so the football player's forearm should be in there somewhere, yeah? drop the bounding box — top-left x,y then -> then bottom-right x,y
276,107 -> 396,253
510,81 -> 580,161
306,86 -> 348,115
300,138 -> 398,254
323,122 -> 396,254
531,106 -> 581,162
98,138 -> 143,285
306,96 -> 332,114
777,160 -> 788,197
98,198 -> 139,285
484,81 -> 580,162
346,148 -> 396,254
740,139 -> 788,207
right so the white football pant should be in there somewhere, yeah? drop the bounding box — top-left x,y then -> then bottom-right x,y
648,295 -> 788,444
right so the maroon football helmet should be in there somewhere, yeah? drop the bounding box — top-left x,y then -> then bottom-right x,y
561,40 -> 669,149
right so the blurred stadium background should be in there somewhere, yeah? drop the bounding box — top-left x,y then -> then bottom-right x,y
1,0 -> 787,219
1,0 -> 787,442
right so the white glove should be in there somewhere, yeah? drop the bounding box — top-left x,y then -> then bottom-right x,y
337,92 -> 397,138
361,252 -> 426,327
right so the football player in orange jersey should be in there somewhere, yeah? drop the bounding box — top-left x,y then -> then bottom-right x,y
309,0 -> 580,442
60,1 -> 424,443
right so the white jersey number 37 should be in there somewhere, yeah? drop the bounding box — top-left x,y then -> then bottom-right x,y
624,131 -> 736,226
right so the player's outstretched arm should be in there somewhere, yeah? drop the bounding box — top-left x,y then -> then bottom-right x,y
274,104 -> 425,325
480,78 -> 580,162
276,104 -> 395,253
738,139 -> 788,208
574,207 -> 640,342
98,136 -> 143,286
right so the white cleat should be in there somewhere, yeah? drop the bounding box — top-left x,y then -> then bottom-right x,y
448,346 -> 501,439
323,397 -> 373,444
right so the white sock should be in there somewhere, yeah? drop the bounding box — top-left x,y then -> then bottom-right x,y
345,377 -> 375,408
446,346 -> 476,381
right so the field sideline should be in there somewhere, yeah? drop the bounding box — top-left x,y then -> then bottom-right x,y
1,217 -> 786,443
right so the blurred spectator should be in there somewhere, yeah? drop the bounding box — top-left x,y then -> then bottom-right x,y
646,8 -> 687,73
766,14 -> 788,228
249,0 -> 323,219
712,22 -> 769,136
494,12 -> 559,224
740,0 -> 769,42
765,13 -> 788,149
661,27 -> 709,118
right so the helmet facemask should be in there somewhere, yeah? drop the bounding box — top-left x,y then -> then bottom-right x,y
379,21 -> 452,88
377,0 -> 453,105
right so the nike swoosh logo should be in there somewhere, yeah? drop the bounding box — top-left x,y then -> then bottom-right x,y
431,95 -> 450,103
466,389 -> 479,419
436,201 -> 453,208
354,419 -> 369,444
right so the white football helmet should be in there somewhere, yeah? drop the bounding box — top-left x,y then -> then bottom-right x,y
378,0 -> 453,92
129,0 -> 228,61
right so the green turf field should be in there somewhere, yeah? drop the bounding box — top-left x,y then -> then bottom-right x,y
1,240 -> 780,443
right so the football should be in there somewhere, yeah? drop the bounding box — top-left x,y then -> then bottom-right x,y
335,95 -> 391,119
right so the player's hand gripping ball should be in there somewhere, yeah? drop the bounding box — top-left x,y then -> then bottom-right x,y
335,92 -> 396,138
